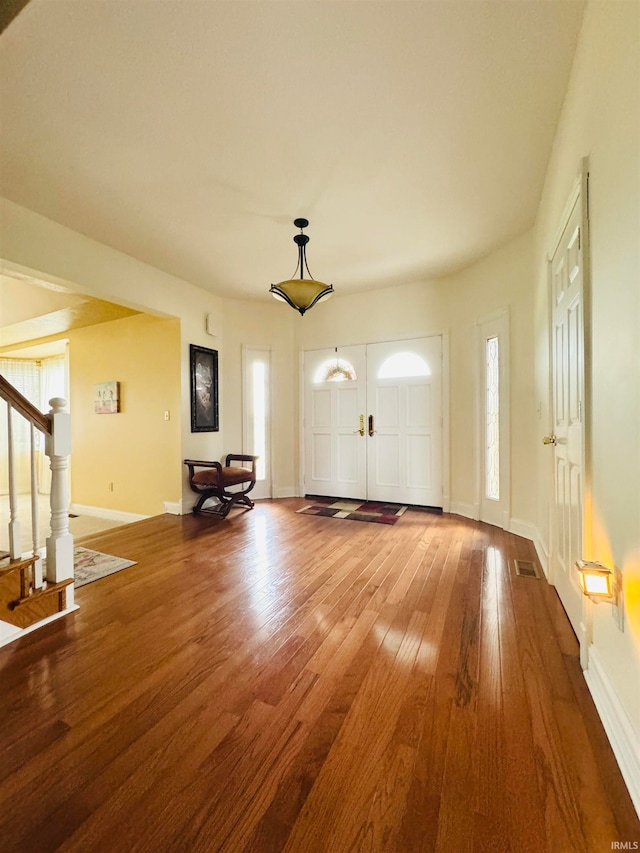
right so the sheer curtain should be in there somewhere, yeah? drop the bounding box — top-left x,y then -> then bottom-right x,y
0,356 -> 68,495
0,358 -> 41,495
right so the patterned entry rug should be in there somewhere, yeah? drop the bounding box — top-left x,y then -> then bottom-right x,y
73,547 -> 137,588
297,498 -> 408,525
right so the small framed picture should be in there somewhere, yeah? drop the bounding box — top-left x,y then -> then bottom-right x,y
190,344 -> 219,432
94,381 -> 120,414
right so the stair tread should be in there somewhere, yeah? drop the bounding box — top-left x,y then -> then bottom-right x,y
0,554 -> 37,576
11,577 -> 74,608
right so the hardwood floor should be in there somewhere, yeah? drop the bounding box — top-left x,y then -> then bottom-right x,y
0,500 -> 638,852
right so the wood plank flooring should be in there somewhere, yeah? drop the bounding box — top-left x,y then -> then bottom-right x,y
0,500 -> 638,852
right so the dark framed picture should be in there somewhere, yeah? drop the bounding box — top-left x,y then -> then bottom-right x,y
190,344 -> 219,432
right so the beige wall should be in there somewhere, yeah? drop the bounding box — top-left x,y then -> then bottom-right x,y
442,231 -> 535,526
0,198 -> 226,507
534,1 -> 640,737
296,231 -> 535,526
68,314 -> 181,516
220,298 -> 297,497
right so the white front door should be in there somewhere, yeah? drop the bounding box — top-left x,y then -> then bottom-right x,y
549,193 -> 585,639
303,346 -> 367,499
303,338 -> 443,507
366,338 -> 442,506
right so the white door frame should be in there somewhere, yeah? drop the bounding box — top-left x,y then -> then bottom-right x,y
474,308 -> 511,529
299,331 -> 450,511
546,161 -> 592,665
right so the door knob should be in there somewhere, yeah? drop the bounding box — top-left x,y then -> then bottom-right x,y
542,435 -> 557,446
354,414 -> 365,436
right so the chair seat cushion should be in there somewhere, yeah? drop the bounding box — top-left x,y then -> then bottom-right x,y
192,466 -> 254,487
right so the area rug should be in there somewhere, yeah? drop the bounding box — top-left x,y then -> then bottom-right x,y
297,498 -> 408,525
72,547 -> 137,588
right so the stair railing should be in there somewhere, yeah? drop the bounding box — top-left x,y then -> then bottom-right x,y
0,375 -> 73,586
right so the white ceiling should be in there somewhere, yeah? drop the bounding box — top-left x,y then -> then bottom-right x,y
0,0 -> 585,302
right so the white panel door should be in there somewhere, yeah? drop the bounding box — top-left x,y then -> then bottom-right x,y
366,337 -> 442,506
549,197 -> 584,638
303,346 -> 367,499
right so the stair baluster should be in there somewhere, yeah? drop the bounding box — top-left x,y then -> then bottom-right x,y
30,422 -> 43,590
7,403 -> 21,560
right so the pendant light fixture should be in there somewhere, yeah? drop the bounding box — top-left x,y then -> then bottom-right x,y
270,218 -> 334,316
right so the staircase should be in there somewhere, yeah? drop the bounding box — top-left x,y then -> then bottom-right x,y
0,375 -> 75,646
1,553 -> 73,630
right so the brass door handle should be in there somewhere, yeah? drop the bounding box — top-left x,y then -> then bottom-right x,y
368,414 -> 376,437
543,435 -> 557,446
354,414 -> 365,436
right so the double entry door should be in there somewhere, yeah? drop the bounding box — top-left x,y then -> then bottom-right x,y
303,337 -> 442,507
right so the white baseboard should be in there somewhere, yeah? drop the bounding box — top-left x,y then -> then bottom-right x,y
70,504 -> 149,524
449,501 -> 476,520
532,527 -> 550,579
510,520 -> 549,579
0,603 -> 79,650
163,501 -> 182,515
273,486 -> 299,499
584,646 -> 640,818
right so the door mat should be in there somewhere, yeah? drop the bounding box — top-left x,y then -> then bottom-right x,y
43,547 -> 137,588
297,498 -> 408,525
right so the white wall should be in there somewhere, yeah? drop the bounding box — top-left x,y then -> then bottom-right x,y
533,0 -> 640,792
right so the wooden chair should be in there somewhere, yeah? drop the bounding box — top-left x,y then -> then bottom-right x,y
184,454 -> 258,517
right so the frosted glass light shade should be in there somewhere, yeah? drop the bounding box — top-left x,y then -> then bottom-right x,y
576,560 -> 615,602
270,279 -> 334,316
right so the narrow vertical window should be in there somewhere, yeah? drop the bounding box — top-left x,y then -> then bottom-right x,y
253,361 -> 266,481
485,336 -> 500,500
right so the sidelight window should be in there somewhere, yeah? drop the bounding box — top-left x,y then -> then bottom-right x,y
485,336 -> 500,500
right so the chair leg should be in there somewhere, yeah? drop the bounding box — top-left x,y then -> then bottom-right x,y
193,493 -> 210,514
191,487 -> 255,517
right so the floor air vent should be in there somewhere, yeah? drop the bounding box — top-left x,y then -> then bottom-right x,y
514,559 -> 540,579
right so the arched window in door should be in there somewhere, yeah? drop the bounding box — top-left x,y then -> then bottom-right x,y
377,351 -> 430,379
314,357 -> 357,383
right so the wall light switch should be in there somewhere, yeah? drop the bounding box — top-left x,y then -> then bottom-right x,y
164,410 -> 170,421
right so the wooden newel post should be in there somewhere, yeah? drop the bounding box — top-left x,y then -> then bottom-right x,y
45,397 -> 74,584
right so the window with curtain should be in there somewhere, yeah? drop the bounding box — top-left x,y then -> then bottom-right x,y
1,356 -> 67,495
